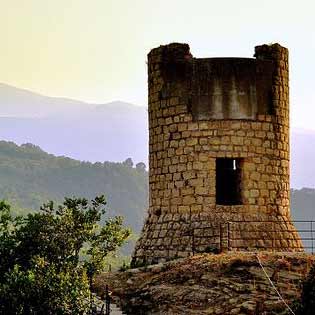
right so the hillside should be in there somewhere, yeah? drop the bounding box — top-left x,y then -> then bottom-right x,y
0,141 -> 148,233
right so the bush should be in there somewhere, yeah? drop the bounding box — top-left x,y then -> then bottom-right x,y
0,196 -> 130,314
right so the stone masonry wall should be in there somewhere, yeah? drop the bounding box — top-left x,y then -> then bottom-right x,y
132,43 -> 302,266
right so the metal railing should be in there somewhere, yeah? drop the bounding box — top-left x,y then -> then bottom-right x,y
90,285 -> 111,315
227,220 -> 315,253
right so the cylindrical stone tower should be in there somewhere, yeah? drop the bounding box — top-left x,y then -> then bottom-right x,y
132,43 -> 302,265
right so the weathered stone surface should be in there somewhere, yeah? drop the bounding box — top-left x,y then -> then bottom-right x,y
133,42 -> 301,265
95,252 -> 314,315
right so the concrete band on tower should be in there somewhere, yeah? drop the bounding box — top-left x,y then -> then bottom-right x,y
132,43 -> 302,266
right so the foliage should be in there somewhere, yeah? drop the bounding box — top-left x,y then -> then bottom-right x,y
0,196 -> 130,315
1,263 -> 90,315
135,162 -> 146,172
123,157 -> 134,168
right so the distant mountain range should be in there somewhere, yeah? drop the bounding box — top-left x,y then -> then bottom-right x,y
0,83 -> 148,164
0,83 -> 314,189
0,83 -> 94,118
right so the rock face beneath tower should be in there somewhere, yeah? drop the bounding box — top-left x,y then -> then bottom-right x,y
132,43 -> 302,266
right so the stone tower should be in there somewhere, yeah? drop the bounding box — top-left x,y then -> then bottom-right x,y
132,43 -> 302,265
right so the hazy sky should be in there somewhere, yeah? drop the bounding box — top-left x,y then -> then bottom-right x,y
1,0 -> 315,129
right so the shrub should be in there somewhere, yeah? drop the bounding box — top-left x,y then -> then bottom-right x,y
0,196 -> 130,314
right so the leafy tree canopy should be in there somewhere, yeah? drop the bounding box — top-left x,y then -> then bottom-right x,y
0,196 -> 130,315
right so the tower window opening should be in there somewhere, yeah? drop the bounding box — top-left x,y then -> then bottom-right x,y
216,158 -> 243,205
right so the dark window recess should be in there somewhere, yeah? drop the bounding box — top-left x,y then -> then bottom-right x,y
216,158 -> 242,205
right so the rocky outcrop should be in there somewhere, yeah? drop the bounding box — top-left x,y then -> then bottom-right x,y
94,252 -> 314,314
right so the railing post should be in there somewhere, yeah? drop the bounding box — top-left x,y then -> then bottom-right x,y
312,221 -> 314,254
219,223 -> 222,253
227,221 -> 231,251
272,221 -> 275,252
192,227 -> 195,256
105,285 -> 110,315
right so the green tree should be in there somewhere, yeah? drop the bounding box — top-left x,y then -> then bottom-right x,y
123,157 -> 133,168
136,162 -> 146,172
0,196 -> 131,315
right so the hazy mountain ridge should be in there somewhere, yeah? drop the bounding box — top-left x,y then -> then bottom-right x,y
0,83 -> 93,118
0,83 -> 148,163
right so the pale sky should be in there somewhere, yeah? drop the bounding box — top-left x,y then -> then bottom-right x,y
1,0 -> 315,129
